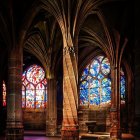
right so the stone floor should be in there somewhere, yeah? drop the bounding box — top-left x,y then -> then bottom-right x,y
0,136 -> 61,140
24,136 -> 61,140
0,131 -> 138,140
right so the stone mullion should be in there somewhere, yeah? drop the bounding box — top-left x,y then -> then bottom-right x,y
62,46 -> 78,140
110,66 -> 121,140
46,78 -> 57,136
6,50 -> 23,140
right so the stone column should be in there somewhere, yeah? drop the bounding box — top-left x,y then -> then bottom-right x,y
61,45 -> 79,140
110,66 -> 121,140
46,78 -> 57,136
109,31 -> 128,139
0,79 -> 3,134
0,79 -> 2,109
6,48 -> 23,140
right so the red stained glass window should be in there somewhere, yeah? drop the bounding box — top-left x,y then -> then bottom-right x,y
22,65 -> 47,108
3,81 -> 6,106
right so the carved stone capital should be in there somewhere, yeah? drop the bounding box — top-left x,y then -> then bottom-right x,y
63,46 -> 76,55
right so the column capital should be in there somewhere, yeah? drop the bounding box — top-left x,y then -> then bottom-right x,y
63,46 -> 76,56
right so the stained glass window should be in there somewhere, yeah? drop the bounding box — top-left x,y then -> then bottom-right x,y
3,81 -> 6,106
80,55 -> 126,107
22,65 -> 47,108
120,68 -> 125,104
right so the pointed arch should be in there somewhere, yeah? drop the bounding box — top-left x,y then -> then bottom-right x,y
22,64 -> 47,109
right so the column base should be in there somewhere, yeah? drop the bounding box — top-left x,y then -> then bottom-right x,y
6,128 -> 24,140
46,125 -> 57,136
110,130 -> 121,140
61,126 -> 79,140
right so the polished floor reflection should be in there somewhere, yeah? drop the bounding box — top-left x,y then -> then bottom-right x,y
0,136 -> 61,140
0,131 -> 138,140
24,136 -> 61,140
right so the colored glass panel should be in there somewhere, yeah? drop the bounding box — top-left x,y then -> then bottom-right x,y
101,87 -> 111,103
121,76 -> 125,100
36,83 -> 45,108
22,70 -> 26,81
26,84 -> 35,108
90,80 -> 99,88
97,73 -> 104,80
81,67 -> 89,80
80,80 -> 88,89
36,100 -> 45,108
22,86 -> 25,108
101,58 -> 110,75
42,78 -> 47,85
89,88 -> 100,105
22,64 -> 47,109
120,68 -> 125,102
80,55 -> 126,107
26,65 -> 45,84
90,60 -> 100,77
3,81 -> 6,106
80,89 -> 89,105
102,78 -> 111,87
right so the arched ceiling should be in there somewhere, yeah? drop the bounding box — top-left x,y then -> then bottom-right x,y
0,0 -> 134,74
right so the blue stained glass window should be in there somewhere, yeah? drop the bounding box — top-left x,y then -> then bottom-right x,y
101,58 -> 110,75
120,68 -> 125,103
90,61 -> 100,77
81,67 -> 89,80
80,55 -> 126,107
22,64 -> 47,108
80,56 -> 111,107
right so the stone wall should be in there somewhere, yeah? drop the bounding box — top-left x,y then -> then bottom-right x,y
23,109 -> 46,130
78,107 -> 110,133
134,39 -> 140,137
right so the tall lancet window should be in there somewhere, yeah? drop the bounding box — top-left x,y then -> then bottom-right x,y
3,81 -> 6,107
79,55 -> 126,108
120,68 -> 126,104
22,65 -> 47,108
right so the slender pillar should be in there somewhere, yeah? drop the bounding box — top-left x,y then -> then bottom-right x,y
6,48 -> 23,140
46,78 -> 57,136
61,44 -> 79,140
0,79 -> 3,134
110,66 -> 121,140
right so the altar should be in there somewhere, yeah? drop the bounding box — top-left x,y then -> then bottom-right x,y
85,121 -> 97,134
